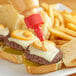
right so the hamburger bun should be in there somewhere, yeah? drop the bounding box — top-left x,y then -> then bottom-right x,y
0,48 -> 23,64
25,60 -> 62,74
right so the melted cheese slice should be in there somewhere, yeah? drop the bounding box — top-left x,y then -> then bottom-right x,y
8,37 -> 37,49
11,30 -> 34,41
29,44 -> 59,62
0,27 -> 9,36
32,40 -> 56,51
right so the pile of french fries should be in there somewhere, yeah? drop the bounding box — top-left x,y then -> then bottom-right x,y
41,3 -> 76,47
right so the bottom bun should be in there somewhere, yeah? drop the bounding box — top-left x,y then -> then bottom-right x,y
25,61 -> 62,74
0,50 -> 23,64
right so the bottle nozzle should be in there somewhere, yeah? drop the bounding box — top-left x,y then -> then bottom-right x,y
33,25 -> 44,41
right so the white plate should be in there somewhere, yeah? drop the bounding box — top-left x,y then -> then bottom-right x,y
0,3 -> 76,76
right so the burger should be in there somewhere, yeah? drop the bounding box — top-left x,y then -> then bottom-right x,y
0,24 -> 9,52
0,29 -> 37,64
24,40 -> 63,74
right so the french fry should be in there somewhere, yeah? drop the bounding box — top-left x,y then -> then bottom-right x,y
50,34 -> 56,40
40,10 -> 48,15
56,27 -> 76,37
57,45 -> 62,48
49,5 -> 54,26
54,10 -> 64,24
61,24 -> 65,27
73,16 -> 76,19
63,14 -> 76,24
49,28 -> 73,40
71,10 -> 76,16
41,3 -> 76,44
54,18 -> 60,27
53,39 -> 68,45
40,3 -> 48,12
40,11 -> 52,27
66,23 -> 76,31
61,10 -> 71,15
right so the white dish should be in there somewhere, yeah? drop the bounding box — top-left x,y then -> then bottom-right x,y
0,3 -> 76,76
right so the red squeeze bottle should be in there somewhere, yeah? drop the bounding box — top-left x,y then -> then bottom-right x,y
8,0 -> 44,41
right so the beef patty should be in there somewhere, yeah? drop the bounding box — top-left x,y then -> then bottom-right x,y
25,46 -> 63,65
4,37 -> 24,51
0,35 -> 9,41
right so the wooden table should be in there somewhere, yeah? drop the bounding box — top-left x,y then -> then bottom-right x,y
0,0 -> 76,9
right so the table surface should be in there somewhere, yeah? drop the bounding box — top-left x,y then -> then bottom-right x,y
0,0 -> 76,10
